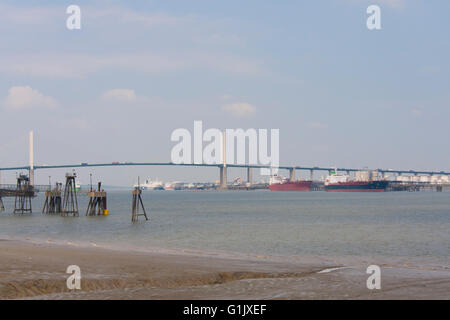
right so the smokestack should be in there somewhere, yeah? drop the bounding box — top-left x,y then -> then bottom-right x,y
29,131 -> 34,186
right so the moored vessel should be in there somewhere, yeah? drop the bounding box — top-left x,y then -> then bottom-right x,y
324,171 -> 388,192
134,178 -> 164,190
269,175 -> 312,191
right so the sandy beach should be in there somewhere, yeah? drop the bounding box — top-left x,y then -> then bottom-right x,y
0,239 -> 449,300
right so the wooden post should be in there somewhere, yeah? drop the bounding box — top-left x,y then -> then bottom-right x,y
62,173 -> 79,217
86,182 -> 107,216
131,188 -> 148,222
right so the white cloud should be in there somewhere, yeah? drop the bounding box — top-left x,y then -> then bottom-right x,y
411,109 -> 422,118
220,94 -> 233,101
87,7 -> 192,26
0,52 -> 263,79
307,122 -> 328,129
222,102 -> 256,117
101,89 -> 137,102
0,4 -> 190,27
344,0 -> 405,9
0,5 -> 59,25
376,0 -> 405,9
4,86 -> 57,110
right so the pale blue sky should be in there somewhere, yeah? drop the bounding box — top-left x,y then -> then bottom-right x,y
0,0 -> 449,185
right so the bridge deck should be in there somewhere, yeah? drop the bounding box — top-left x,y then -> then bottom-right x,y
0,162 -> 449,176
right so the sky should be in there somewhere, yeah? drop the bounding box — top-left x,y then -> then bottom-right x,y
0,0 -> 449,185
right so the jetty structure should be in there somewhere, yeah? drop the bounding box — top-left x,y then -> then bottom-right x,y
42,183 -> 62,214
61,173 -> 79,217
13,174 -> 33,214
131,178 -> 148,222
86,182 -> 108,216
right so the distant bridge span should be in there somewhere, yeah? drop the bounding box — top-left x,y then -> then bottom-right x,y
1,131 -> 449,187
0,161 -> 448,175
1,162 -> 450,188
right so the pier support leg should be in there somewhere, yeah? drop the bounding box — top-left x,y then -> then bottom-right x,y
247,168 -> 252,185
42,188 -> 62,214
132,188 -> 149,222
62,173 -> 79,217
289,168 -> 296,181
219,166 -> 228,189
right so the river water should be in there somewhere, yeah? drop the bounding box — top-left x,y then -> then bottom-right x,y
1,190 -> 449,267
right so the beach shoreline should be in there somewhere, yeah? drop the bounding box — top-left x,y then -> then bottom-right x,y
0,239 -> 449,300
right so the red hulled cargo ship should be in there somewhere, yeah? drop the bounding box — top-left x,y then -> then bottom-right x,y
269,175 -> 312,191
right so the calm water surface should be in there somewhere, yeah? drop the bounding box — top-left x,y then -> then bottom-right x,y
1,191 -> 449,264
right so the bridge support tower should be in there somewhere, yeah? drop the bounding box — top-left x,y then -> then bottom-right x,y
219,166 -> 228,189
289,168 -> 296,181
247,168 -> 252,185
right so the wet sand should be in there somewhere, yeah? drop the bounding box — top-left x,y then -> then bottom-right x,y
0,240 -> 449,300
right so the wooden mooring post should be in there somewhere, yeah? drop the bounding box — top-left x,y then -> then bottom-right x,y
62,173 -> 79,217
86,182 -> 108,216
42,183 -> 62,214
131,187 -> 148,222
14,174 -> 33,214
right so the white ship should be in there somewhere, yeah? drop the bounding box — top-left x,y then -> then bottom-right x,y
164,181 -> 184,190
134,178 -> 164,190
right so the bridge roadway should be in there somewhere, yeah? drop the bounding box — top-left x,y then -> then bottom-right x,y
0,162 -> 450,176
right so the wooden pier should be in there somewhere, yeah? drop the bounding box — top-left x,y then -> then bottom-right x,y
42,183 -> 62,214
61,173 -> 79,217
86,182 -> 108,216
13,175 -> 33,214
